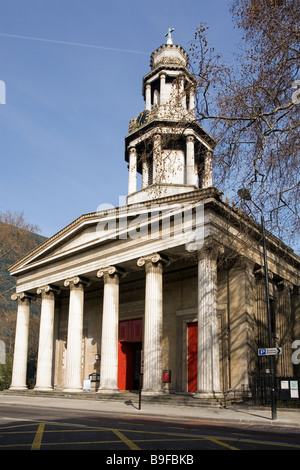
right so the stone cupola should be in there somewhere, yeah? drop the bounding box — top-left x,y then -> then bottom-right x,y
125,32 -> 216,204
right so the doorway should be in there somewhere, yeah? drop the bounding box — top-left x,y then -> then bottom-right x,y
118,318 -> 143,391
187,322 -> 198,393
118,341 -> 142,390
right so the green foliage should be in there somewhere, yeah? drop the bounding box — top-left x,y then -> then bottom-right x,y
0,356 -> 12,391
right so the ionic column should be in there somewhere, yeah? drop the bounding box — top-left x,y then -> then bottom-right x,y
195,246 -> 222,399
180,76 -> 186,109
142,157 -> 149,188
137,253 -> 168,394
202,150 -> 213,188
160,73 -> 166,105
189,86 -> 195,112
97,266 -> 124,393
186,134 -> 197,186
63,276 -> 89,392
35,285 -> 60,391
10,292 -> 35,390
145,83 -> 151,111
128,146 -> 137,195
152,133 -> 161,184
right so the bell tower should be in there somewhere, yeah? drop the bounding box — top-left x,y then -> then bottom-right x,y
125,31 -> 215,204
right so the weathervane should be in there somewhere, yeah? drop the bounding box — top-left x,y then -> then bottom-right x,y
165,28 -> 174,45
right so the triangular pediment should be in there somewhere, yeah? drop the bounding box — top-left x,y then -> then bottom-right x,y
9,189 -> 220,282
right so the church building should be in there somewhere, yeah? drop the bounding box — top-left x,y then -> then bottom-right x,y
8,34 -> 300,403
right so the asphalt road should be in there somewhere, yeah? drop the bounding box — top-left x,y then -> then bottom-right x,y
0,402 -> 300,454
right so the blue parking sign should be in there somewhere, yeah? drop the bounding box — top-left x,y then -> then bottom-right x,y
258,348 -> 267,356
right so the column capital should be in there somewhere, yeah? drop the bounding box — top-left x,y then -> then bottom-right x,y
254,266 -> 274,280
197,239 -> 224,260
292,285 -> 300,296
137,252 -> 169,268
231,254 -> 256,272
277,279 -> 294,292
37,284 -> 61,296
153,131 -> 162,140
128,144 -> 137,153
64,276 -> 90,288
97,266 -> 125,279
186,134 -> 194,143
11,292 -> 35,302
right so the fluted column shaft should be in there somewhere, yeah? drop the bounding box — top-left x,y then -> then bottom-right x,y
97,266 -> 123,393
189,86 -> 195,112
186,135 -> 197,186
63,277 -> 88,392
138,254 -> 167,394
35,286 -> 59,391
202,150 -> 213,188
195,248 -> 221,398
10,293 -> 33,390
128,146 -> 137,195
160,73 -> 166,105
152,134 -> 161,184
142,158 -> 149,188
145,83 -> 151,111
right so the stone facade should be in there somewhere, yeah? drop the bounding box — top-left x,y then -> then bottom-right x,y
8,38 -> 300,401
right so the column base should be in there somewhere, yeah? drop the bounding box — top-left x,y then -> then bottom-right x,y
62,387 -> 83,393
34,386 -> 53,392
142,389 -> 164,396
9,385 -> 28,391
193,390 -> 223,400
97,387 -> 119,394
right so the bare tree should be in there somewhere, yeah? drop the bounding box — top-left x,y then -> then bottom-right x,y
0,210 -> 42,301
189,0 -> 300,249
0,210 -> 44,386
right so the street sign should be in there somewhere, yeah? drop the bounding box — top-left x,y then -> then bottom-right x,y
258,348 -> 282,356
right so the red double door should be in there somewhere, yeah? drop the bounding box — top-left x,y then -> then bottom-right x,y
118,319 -> 197,392
187,322 -> 198,393
118,319 -> 142,391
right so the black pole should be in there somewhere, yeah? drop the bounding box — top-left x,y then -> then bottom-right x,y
138,373 -> 142,410
261,214 -> 277,420
237,189 -> 277,420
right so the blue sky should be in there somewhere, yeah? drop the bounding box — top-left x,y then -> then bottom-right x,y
0,0 -> 242,237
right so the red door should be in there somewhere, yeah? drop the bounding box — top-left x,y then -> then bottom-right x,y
187,322 -> 198,393
118,319 -> 142,391
118,342 -> 133,390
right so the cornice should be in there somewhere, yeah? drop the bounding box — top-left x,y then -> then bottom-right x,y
150,44 -> 189,69
125,118 -> 216,160
8,187 -> 300,281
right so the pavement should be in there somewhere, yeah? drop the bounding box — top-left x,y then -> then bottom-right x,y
0,391 -> 300,430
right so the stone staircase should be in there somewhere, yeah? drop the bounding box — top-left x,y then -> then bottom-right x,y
2,389 -> 224,408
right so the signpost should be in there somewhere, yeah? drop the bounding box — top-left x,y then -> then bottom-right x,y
138,350 -> 144,410
258,348 -> 282,356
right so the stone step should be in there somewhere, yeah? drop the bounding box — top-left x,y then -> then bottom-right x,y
1,389 -> 223,408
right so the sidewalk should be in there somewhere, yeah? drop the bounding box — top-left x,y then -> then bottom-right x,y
1,392 -> 299,429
